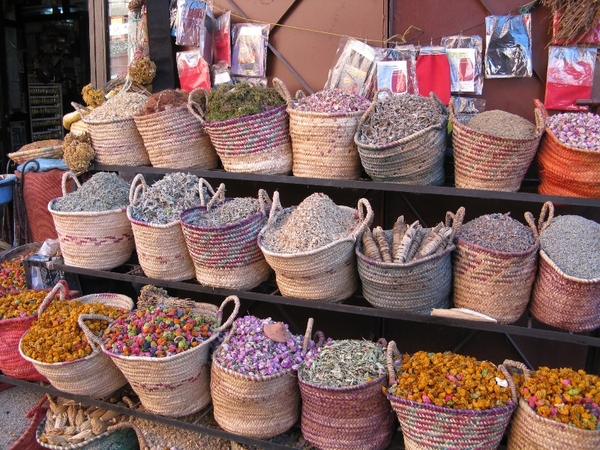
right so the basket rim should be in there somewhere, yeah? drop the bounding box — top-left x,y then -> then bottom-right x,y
126,205 -> 181,228
298,368 -> 387,391
211,355 -> 296,381
354,120 -> 446,151
203,104 -> 287,128
543,126 -> 600,155
48,199 -> 128,217
515,397 -> 600,436
286,106 -> 368,119
356,241 -> 456,267
456,235 -> 540,258
180,202 -> 268,232
539,248 -> 600,283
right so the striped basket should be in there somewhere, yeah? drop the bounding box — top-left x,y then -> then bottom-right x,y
8,140 -> 63,165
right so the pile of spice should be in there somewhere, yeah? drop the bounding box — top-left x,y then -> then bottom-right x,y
386,351 -> 514,410
465,110 -> 536,140
185,197 -> 262,227
459,213 -> 535,253
546,112 -> 600,151
519,366 -> 600,430
290,89 -> 370,114
52,172 -> 130,213
540,215 -> 600,279
299,339 -> 386,388
102,306 -> 217,357
137,88 -> 189,116
356,94 -> 441,146
261,193 -> 358,254
85,91 -> 148,122
20,299 -> 126,363
0,251 -> 35,293
0,289 -> 50,319
205,82 -> 285,122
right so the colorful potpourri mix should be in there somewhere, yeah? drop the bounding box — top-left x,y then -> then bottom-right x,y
291,88 -> 371,113
102,306 -> 217,358
0,251 -> 35,293
0,289 -> 51,319
519,366 -> 600,430
386,351 -> 514,410
546,112 -> 600,151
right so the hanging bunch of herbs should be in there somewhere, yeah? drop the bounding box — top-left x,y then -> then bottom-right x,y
542,0 -> 600,44
205,82 -> 285,123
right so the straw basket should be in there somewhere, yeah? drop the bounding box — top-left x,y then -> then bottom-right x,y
535,99 -> 600,198
180,182 -> 272,290
357,208 -> 464,313
273,78 -> 367,180
386,341 -> 518,450
82,295 -> 240,417
126,174 -> 196,281
19,283 -> 133,398
452,210 -> 540,324
258,192 -> 374,302
8,139 -> 63,165
298,338 -> 395,450
355,90 -> 447,185
210,318 -> 314,439
36,418 -> 138,450
48,172 -> 134,270
450,101 -> 544,191
187,87 -> 292,175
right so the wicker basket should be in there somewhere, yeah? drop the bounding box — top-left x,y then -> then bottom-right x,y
258,192 -> 374,303
386,341 -> 518,450
8,140 -> 63,165
210,317 -> 314,439
126,174 -> 196,281
19,283 -> 134,399
535,99 -> 600,198
48,172 -> 135,270
274,78 -> 367,180
355,90 -> 447,185
450,101 -> 544,192
180,183 -> 272,290
298,338 -> 395,450
82,295 -> 240,417
187,87 -> 292,175
452,210 -> 540,324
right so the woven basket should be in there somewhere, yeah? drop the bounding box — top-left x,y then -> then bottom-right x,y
126,174 -> 196,281
535,99 -> 600,198
210,317 -> 314,439
274,78 -> 367,180
452,210 -> 540,324
355,90 -> 447,185
188,87 -> 292,175
8,140 -> 63,164
7,393 -> 48,450
48,172 -> 134,270
83,295 -> 240,417
258,192 -> 374,302
298,338 -> 395,450
19,283 -> 134,398
180,182 -> 272,290
386,341 -> 518,450
356,208 -> 464,313
450,101 -> 544,192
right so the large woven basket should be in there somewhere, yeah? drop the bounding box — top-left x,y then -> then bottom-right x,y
535,99 -> 600,198
210,318 -> 314,439
188,87 -> 292,175
8,140 -> 63,164
298,338 -> 395,450
450,101 -> 544,191
452,210 -> 540,324
258,192 -> 374,303
48,172 -> 134,270
386,341 -> 518,450
19,283 -> 134,398
126,174 -> 196,281
83,295 -> 240,417
274,78 -> 367,180
355,90 -> 447,185
180,182 -> 272,290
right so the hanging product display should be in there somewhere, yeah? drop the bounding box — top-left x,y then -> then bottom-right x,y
485,14 -> 532,78
175,0 -> 213,60
551,5 -> 600,44
442,35 -> 483,95
213,10 -> 231,66
176,49 -> 211,92
416,46 -> 451,105
231,23 -> 270,77
127,1 -> 148,64
324,37 -> 377,97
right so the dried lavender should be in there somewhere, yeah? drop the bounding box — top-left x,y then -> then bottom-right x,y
86,92 -> 147,122
466,110 -> 536,140
546,112 -> 600,151
460,213 -> 535,252
52,172 -> 130,212
291,89 -> 371,113
185,197 -> 261,227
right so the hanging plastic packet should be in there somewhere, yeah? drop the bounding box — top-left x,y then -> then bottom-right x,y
416,45 -> 451,105
552,9 -> 600,44
367,46 -> 417,99
545,46 -> 598,111
485,14 -> 532,78
128,2 -> 148,64
175,0 -> 211,49
395,44 -> 419,95
176,49 -> 211,92
441,35 -> 483,95
214,11 -> 231,66
231,76 -> 268,87
212,61 -> 233,87
231,23 -> 270,77
170,0 -> 178,36
324,37 -> 376,96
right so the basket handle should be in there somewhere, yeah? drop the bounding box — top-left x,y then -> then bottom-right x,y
537,201 -> 555,234
312,330 -> 325,348
533,99 -> 549,121
257,189 -> 272,214
295,90 -> 307,100
205,183 -> 226,211
272,77 -> 293,107
445,206 -> 466,241
77,313 -> 113,350
71,102 -> 88,121
213,295 -> 241,333
61,171 -> 81,197
128,173 -> 146,204
377,338 -> 388,349
37,280 -> 67,318
502,359 -> 532,381
497,363 -> 519,404
524,211 -> 540,241
386,340 -> 402,385
357,91 -> 386,130
187,87 -> 209,125
302,317 -> 315,353
533,106 -> 545,137
198,178 -> 217,206
351,198 -> 374,239
429,92 -> 449,117
107,422 -> 149,450
267,190 -> 284,227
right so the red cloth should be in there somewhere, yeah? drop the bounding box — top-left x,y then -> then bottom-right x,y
416,53 -> 451,105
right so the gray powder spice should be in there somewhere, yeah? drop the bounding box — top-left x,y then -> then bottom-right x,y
460,213 -> 535,253
466,110 -> 535,140
187,197 -> 261,227
52,172 -> 130,212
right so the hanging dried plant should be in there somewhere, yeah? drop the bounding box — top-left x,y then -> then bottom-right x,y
542,0 -> 600,43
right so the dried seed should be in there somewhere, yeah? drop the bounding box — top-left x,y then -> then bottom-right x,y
362,228 -> 382,261
373,226 -> 392,262
392,216 -> 408,261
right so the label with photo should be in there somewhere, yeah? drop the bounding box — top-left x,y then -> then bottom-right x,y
446,48 -> 476,92
377,60 -> 408,95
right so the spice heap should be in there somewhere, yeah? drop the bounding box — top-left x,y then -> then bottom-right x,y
465,110 -> 536,140
291,89 -> 370,113
540,215 -> 600,279
546,112 -> 600,151
85,91 -> 148,122
186,197 -> 261,227
0,289 -> 50,319
519,366 -> 600,430
205,82 -> 285,122
0,251 -> 35,293
261,193 -> 358,253
102,306 -> 217,357
387,351 -> 513,410
299,339 -> 386,388
137,88 -> 189,116
357,94 -> 441,146
460,213 -> 535,253
20,299 -> 126,363
213,315 -> 313,376
62,131 -> 95,173
52,172 -> 130,212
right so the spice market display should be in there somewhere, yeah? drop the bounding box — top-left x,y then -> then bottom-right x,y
2,0 -> 600,449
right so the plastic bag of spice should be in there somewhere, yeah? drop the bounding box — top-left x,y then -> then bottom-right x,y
324,36 -> 377,97
175,0 -> 208,47
231,23 -> 270,77
176,49 -> 211,92
213,10 -> 231,66
485,14 -> 532,78
442,35 -> 483,95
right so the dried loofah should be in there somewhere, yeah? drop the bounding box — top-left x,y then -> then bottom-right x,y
62,132 -> 95,173
81,84 -> 105,108
128,56 -> 157,86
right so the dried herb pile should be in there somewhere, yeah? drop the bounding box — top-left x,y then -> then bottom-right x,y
138,89 -> 189,116
205,82 -> 285,122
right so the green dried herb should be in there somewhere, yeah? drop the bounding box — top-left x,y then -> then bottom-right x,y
205,82 -> 285,123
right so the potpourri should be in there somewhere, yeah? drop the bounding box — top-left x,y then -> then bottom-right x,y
546,112 -> 600,151
0,289 -> 50,319
290,89 -> 370,113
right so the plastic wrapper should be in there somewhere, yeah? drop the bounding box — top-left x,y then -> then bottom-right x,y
367,46 -> 418,99
231,76 -> 268,87
175,0 -> 213,61
416,46 -> 451,105
231,23 -> 270,77
214,11 -> 231,66
212,60 -> 233,87
553,10 -> 600,44
451,96 -> 486,115
176,49 -> 211,92
170,0 -> 178,36
545,46 -> 597,111
324,37 -> 376,96
128,5 -> 148,64
442,35 -> 483,95
485,14 -> 532,78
